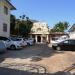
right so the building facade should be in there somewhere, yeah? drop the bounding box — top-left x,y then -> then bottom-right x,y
30,22 -> 49,43
0,0 -> 16,37
68,24 -> 75,39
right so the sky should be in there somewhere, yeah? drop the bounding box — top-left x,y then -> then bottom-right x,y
11,0 -> 75,28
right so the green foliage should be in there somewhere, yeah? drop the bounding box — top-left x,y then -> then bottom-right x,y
19,20 -> 33,37
15,15 -> 33,37
50,21 -> 69,32
10,14 -> 33,37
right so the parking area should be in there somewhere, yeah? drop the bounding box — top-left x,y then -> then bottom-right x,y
0,44 -> 75,75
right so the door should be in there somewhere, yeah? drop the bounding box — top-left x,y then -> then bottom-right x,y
37,36 -> 41,42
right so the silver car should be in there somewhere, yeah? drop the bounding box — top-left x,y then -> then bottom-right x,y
0,41 -> 6,53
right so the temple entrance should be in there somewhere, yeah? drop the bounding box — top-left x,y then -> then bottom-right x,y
37,36 -> 41,42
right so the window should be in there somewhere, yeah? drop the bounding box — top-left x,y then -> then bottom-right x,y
63,40 -> 69,44
3,23 -> 7,32
0,36 -> 9,41
69,40 -> 75,45
4,6 -> 8,15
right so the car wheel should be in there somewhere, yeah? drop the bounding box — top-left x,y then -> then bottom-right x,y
10,45 -> 16,50
56,46 -> 61,50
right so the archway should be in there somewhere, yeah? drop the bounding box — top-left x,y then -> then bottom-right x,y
37,36 -> 41,42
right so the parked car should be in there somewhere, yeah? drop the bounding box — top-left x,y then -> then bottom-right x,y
10,37 -> 27,47
0,40 -> 6,53
28,38 -> 34,43
52,39 -> 75,51
9,39 -> 23,50
51,37 -> 59,44
51,35 -> 69,45
24,38 -> 34,46
0,36 -> 22,50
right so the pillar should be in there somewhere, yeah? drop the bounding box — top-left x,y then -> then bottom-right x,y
35,35 -> 37,43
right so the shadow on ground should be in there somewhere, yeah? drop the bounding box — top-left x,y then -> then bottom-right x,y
0,67 -> 75,75
0,44 -> 67,61
37,44 -> 65,57
0,53 -> 6,63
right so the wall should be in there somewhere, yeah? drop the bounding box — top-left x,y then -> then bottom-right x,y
0,0 -> 10,37
69,32 -> 75,39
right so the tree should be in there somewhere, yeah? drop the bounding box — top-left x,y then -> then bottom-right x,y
50,21 -> 69,32
10,14 -> 16,35
15,15 -> 33,37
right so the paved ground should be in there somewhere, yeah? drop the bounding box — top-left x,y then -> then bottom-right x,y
0,44 -> 75,75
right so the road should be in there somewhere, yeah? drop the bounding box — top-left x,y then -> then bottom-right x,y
0,44 -> 75,75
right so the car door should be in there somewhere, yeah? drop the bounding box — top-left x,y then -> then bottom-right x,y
68,40 -> 75,51
0,41 -> 6,52
5,39 -> 11,48
0,37 -> 11,48
59,40 -> 69,50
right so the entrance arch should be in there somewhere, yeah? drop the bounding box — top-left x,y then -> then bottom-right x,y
37,36 -> 41,42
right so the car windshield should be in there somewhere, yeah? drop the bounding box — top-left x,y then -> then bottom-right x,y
10,37 -> 21,41
16,38 -> 21,41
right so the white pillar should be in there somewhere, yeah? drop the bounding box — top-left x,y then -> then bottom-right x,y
35,35 -> 37,43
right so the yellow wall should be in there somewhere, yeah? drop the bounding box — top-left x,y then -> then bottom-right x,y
0,1 -> 10,8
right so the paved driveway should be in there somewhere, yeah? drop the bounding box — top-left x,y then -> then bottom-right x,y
0,44 -> 75,75
0,44 -> 52,62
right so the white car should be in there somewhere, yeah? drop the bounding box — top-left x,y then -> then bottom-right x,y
24,39 -> 34,46
0,40 -> 6,53
10,37 -> 27,47
9,40 -> 22,50
0,36 -> 22,50
28,38 -> 34,42
51,35 -> 69,45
